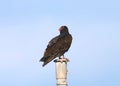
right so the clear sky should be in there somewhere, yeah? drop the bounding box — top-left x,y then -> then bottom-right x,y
0,0 -> 120,86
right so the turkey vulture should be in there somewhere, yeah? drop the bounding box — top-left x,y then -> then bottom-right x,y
40,26 -> 72,67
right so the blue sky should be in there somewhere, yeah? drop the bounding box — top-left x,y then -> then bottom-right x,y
0,0 -> 120,86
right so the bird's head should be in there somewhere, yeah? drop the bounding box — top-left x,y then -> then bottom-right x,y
58,26 -> 69,35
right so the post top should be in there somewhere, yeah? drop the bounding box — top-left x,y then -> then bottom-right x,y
54,58 -> 69,63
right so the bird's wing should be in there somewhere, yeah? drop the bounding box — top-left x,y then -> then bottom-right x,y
40,35 -> 59,62
47,35 -> 59,48
40,34 -> 72,67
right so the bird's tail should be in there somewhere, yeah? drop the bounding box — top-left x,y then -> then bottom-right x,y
40,56 -> 55,67
40,56 -> 49,62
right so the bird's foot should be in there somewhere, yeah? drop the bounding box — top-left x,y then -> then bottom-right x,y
61,55 -> 69,62
59,57 -> 62,59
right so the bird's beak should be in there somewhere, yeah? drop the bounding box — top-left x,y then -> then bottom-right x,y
58,26 -> 63,32
58,28 -> 61,32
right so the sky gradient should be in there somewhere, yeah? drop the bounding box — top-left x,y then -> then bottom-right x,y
0,0 -> 120,86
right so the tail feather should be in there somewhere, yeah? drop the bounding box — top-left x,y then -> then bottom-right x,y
41,56 -> 56,67
42,63 -> 46,67
40,56 -> 49,62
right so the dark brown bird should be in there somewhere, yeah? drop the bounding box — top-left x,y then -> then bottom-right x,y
40,26 -> 72,67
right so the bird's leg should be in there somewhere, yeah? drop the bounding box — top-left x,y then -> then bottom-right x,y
62,55 -> 69,62
59,56 -> 62,59
62,54 -> 65,59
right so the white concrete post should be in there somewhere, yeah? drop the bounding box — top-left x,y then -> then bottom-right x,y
54,58 -> 69,86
